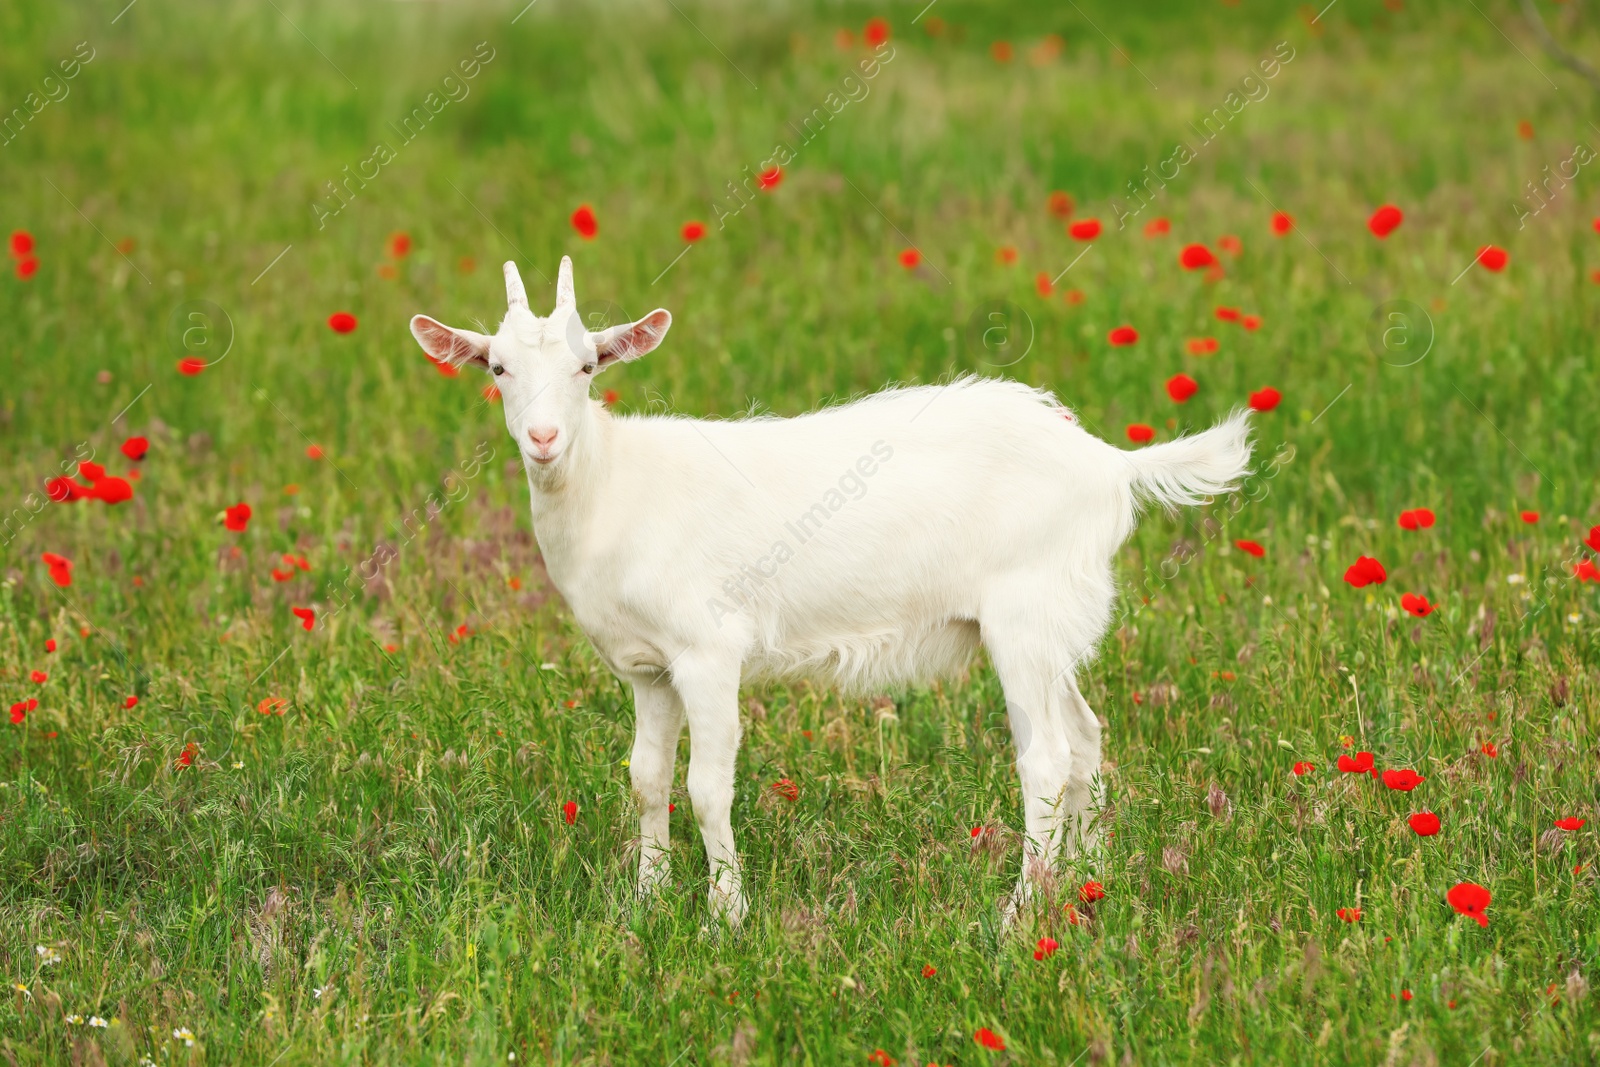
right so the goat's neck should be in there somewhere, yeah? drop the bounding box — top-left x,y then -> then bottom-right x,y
524,401 -> 610,571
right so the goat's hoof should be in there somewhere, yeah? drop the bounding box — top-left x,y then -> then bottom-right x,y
637,865 -> 670,899
708,886 -> 747,929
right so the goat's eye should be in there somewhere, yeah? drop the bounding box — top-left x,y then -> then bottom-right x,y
580,362 -> 596,376
491,364 -> 505,376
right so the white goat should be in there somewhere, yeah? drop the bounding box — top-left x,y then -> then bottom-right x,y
410,259 -> 1253,925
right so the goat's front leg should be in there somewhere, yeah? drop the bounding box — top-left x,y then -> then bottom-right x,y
672,655 -> 746,927
630,678 -> 685,897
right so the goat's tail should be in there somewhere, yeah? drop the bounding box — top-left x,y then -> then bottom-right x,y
1123,409 -> 1254,513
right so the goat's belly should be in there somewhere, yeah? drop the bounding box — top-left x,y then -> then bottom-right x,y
743,617 -> 981,692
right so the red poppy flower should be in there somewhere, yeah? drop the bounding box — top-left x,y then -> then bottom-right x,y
177,356 -> 206,375
224,502 -> 252,532
1582,525 -> 1600,553
176,741 -> 198,768
1381,768 -> 1425,791
1215,306 -> 1240,322
45,639 -> 56,653
1108,325 -> 1138,346
29,670 -> 47,684
1554,817 -> 1586,831
1033,936 -> 1060,960
1069,219 -> 1102,241
861,16 -> 890,47
1397,507 -> 1436,530
1079,880 -> 1105,903
771,778 -> 799,801
9,231 -> 33,257
1271,211 -> 1293,236
867,1050 -> 894,1067
1476,245 -> 1508,272
571,205 -> 598,239
271,567 -> 294,582
91,476 -> 132,505
423,353 -> 460,378
1400,592 -> 1434,617
1186,337 -> 1219,356
1126,424 -> 1154,443
1144,217 -> 1171,237
79,461 -> 105,481
990,40 -> 1013,62
1217,234 -> 1242,256
1577,560 -> 1600,583
44,477 -> 87,502
974,1028 -> 1006,1051
1446,881 -> 1490,927
1519,510 -> 1538,523
1035,272 -> 1053,297
1368,204 -> 1404,238
758,166 -> 782,190
388,232 -> 412,259
995,245 -> 1018,265
15,257 -> 38,280
1179,243 -> 1217,269
1165,373 -> 1197,402
120,436 -> 149,461
671,220 -> 705,245
291,606 -> 315,631
562,800 -> 578,824
1336,907 -> 1362,922
1227,540 -> 1263,559
603,389 -> 620,406
898,248 -> 921,269
1292,761 -> 1315,775
124,695 -> 138,709
328,312 -> 358,334
1480,741 -> 1498,758
257,696 -> 288,715
921,964 -> 937,978
41,552 -> 73,587
1066,904 -> 1084,925
970,826 -> 983,838
1337,751 -> 1375,774
1240,314 -> 1262,331
1408,812 -> 1441,836
1248,387 -> 1281,412
1063,288 -> 1085,305
1343,555 -> 1387,587
1047,190 -> 1074,218
482,384 -> 501,402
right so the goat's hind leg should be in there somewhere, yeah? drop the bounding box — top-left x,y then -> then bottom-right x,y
984,606 -> 1102,924
1061,673 -> 1105,860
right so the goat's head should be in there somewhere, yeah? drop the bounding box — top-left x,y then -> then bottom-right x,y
408,257 -> 670,472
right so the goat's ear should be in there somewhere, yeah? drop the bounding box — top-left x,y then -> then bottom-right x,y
590,309 -> 671,369
409,315 -> 491,369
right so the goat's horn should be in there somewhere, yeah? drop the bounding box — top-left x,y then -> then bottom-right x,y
556,255 -> 575,308
504,261 -> 528,308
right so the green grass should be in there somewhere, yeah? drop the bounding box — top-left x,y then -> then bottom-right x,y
3,0 -> 1599,1063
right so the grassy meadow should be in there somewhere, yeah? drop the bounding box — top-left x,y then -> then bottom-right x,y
3,0 -> 1600,1062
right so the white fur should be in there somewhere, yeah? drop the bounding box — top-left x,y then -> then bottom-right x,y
411,260 -> 1254,926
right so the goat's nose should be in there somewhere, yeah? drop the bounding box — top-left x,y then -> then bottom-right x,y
528,427 -> 559,450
